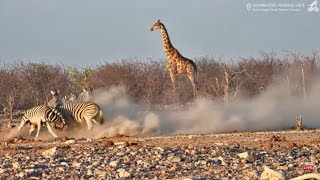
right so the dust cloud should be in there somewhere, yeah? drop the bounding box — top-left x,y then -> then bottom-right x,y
10,78 -> 320,140
84,79 -> 320,138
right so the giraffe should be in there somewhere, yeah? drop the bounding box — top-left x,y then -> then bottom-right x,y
150,20 -> 198,98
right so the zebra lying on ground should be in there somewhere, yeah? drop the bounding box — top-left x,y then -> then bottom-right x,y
55,102 -> 104,130
17,106 -> 66,138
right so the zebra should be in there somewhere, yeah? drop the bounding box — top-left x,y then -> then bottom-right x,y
62,93 -> 79,104
48,89 -> 63,108
55,102 -> 104,130
17,106 -> 66,138
77,87 -> 94,102
60,87 -> 93,105
61,93 -> 77,105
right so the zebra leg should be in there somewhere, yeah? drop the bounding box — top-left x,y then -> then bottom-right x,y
85,118 -> 93,131
35,121 -> 42,138
92,119 -> 99,125
17,119 -> 27,132
46,122 -> 58,138
29,124 -> 36,135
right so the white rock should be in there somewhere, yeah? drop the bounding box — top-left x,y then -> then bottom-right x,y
217,156 -> 227,166
260,166 -> 285,180
72,161 -> 81,168
95,169 -> 107,177
155,147 -> 164,152
238,152 -> 249,159
136,160 -> 143,165
18,172 -> 25,178
114,142 -> 126,146
25,168 -> 35,173
109,161 -> 118,167
172,157 -> 181,162
12,162 -> 20,169
117,168 -> 130,178
60,162 -> 69,167
87,169 -> 93,176
64,140 -> 76,144
0,168 -> 5,174
42,147 -> 57,158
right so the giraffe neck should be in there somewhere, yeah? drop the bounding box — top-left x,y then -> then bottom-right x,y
160,24 -> 175,53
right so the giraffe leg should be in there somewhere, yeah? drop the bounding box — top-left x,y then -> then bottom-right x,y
169,71 -> 178,102
188,74 -> 198,98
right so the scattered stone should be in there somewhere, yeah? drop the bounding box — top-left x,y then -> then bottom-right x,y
12,162 -> 20,169
72,161 -> 81,168
60,162 -> 69,167
260,166 -> 285,180
0,168 -> 5,174
64,139 -> 76,144
105,141 -> 114,147
87,169 -> 93,176
172,157 -> 181,163
117,168 -> 130,178
1,127 -> 320,179
109,161 -> 118,167
18,172 -> 25,178
41,147 -> 57,158
238,152 -> 249,159
262,140 -> 273,150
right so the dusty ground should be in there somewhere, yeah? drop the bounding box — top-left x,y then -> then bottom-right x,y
1,128 -> 320,152
2,118 -> 320,151
0,118 -> 320,179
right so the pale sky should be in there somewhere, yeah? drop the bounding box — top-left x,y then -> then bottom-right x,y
0,0 -> 319,66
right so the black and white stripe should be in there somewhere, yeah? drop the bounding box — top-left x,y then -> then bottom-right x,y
55,102 -> 104,130
17,106 -> 66,138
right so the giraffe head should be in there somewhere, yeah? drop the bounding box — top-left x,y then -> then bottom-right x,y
150,20 -> 162,31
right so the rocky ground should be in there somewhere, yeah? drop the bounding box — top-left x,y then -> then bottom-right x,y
0,125 -> 320,180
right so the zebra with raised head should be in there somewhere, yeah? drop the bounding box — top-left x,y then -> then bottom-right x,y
61,93 -> 78,105
17,106 -> 66,138
78,87 -> 94,102
61,87 -> 93,104
55,102 -> 104,130
48,89 -> 63,108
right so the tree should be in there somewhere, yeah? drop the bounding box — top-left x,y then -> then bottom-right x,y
0,63 -> 25,122
20,62 -> 71,106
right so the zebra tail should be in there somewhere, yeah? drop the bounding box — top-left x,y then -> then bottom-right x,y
99,110 -> 104,124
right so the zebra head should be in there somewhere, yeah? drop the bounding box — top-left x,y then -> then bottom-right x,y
50,89 -> 60,97
52,108 -> 66,130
